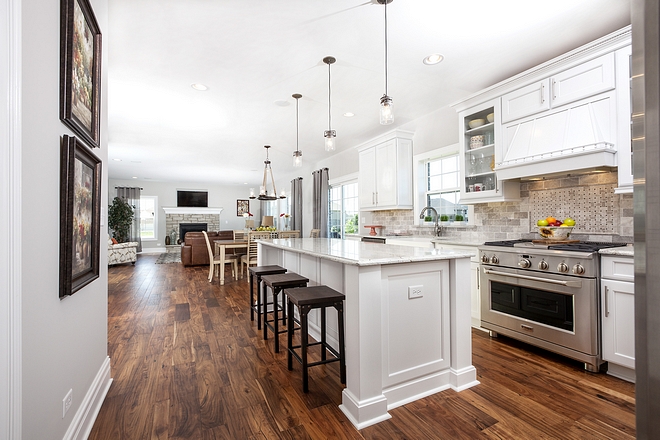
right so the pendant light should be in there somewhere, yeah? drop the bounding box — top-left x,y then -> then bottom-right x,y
255,145 -> 284,201
379,0 -> 393,125
323,56 -> 336,152
292,93 -> 303,168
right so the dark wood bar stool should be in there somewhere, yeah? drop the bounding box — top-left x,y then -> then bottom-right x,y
284,285 -> 346,393
248,265 -> 287,330
261,273 -> 309,352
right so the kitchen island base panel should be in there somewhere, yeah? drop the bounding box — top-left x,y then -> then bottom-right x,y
258,239 -> 477,429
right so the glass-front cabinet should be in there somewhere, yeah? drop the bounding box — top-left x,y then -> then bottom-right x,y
458,98 -> 519,204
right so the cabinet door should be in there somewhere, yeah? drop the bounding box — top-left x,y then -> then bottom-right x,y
601,279 -> 635,369
501,79 -> 550,123
375,140 -> 397,207
470,261 -> 481,327
550,53 -> 615,108
358,148 -> 377,209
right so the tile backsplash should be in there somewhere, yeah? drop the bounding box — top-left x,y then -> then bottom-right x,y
369,171 -> 633,244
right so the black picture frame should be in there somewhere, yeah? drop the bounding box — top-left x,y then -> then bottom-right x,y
237,199 -> 249,216
60,0 -> 102,149
60,135 -> 102,298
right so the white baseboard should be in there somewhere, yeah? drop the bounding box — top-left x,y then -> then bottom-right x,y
139,247 -> 166,254
63,356 -> 113,440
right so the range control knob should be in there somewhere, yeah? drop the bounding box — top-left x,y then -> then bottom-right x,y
490,255 -> 499,264
573,264 -> 585,275
481,254 -> 490,263
518,259 -> 531,269
538,260 -> 549,270
558,262 -> 569,273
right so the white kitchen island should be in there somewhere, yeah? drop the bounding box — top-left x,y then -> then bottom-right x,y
258,238 -> 479,429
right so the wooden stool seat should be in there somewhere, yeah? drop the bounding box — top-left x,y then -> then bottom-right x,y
261,273 -> 309,353
284,285 -> 346,393
248,265 -> 287,329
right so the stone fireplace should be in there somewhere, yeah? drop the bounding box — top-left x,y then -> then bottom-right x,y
162,207 -> 223,243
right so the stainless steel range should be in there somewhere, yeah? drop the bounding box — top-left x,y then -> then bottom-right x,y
478,240 -> 627,372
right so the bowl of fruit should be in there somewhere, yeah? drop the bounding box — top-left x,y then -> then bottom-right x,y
536,216 -> 576,240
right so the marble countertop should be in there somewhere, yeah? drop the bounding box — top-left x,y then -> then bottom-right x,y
599,245 -> 634,257
259,238 -> 475,267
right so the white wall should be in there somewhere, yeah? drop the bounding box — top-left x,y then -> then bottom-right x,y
109,179 -> 263,251
21,0 -> 109,438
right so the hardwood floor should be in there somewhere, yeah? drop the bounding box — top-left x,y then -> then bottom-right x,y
89,254 -> 636,439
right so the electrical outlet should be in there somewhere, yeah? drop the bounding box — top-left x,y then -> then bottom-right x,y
63,389 -> 72,418
408,285 -> 423,299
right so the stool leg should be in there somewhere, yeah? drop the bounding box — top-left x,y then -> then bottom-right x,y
273,287 -> 280,353
262,284 -> 269,341
301,306 -> 309,392
321,306 -> 327,362
337,302 -> 346,385
256,276 -> 262,330
249,273 -> 254,322
287,299 -> 294,371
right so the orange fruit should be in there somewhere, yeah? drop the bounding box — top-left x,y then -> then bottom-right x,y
546,216 -> 557,224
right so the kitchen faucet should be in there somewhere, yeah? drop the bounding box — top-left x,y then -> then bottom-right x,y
419,206 -> 440,237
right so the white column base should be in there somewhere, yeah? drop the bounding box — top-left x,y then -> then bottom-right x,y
340,389 -> 391,430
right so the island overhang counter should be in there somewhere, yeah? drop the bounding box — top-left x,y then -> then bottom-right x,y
257,238 -> 479,429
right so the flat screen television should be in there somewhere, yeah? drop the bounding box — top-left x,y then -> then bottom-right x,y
177,190 -> 208,207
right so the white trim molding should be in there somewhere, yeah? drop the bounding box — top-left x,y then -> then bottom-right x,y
1,0 -> 22,438
162,207 -> 223,215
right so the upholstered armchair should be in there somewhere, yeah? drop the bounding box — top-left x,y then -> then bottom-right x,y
108,239 -> 138,265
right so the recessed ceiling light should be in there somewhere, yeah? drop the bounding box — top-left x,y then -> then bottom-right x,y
113,158 -> 122,161
274,100 -> 290,107
423,53 -> 444,65
132,176 -> 138,179
191,83 -> 208,91
343,112 -> 355,117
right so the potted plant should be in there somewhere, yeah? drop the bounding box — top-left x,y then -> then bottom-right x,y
440,214 -> 450,226
108,196 -> 135,243
454,214 -> 465,225
423,215 -> 434,226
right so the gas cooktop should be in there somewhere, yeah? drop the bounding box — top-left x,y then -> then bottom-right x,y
482,240 -> 628,253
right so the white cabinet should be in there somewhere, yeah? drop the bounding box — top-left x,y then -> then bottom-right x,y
551,53 -> 616,108
501,80 -> 550,123
458,99 -> 520,204
358,132 -> 413,211
614,45 -> 633,193
601,254 -> 635,381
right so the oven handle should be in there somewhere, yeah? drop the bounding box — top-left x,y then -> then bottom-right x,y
483,268 -> 583,288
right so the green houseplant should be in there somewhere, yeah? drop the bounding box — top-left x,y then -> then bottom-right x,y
108,196 -> 135,243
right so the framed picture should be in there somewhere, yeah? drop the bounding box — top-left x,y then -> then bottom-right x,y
60,0 -> 102,148
237,199 -> 249,216
60,135 -> 102,298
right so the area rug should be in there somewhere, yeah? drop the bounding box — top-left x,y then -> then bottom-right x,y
155,252 -> 181,264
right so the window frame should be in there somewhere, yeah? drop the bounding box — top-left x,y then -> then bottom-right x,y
328,173 -> 359,239
139,195 -> 158,241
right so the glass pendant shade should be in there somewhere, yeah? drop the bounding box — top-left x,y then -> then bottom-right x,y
324,130 -> 336,152
293,150 -> 303,168
380,95 -> 394,125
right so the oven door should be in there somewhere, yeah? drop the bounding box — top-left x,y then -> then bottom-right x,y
480,264 -> 599,359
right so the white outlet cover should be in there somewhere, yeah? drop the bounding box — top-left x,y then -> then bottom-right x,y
408,285 -> 423,299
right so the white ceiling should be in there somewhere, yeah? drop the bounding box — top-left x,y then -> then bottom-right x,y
107,0 -> 630,187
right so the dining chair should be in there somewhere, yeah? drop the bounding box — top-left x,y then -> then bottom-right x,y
241,231 -> 272,280
278,230 -> 300,239
233,230 -> 248,260
310,229 -> 320,238
202,231 -> 238,283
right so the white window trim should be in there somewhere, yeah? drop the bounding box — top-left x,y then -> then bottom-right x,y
140,195 -> 158,241
413,144 -> 474,225
329,173 -> 359,238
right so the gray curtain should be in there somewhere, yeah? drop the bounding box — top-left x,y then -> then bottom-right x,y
116,186 -> 142,252
312,168 -> 329,238
291,177 -> 303,233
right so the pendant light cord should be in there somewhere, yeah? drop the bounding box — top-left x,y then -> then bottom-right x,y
384,0 -> 388,96
328,62 -> 332,130
296,96 -> 299,153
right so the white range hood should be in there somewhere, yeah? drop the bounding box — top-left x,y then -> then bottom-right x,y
496,93 -> 617,180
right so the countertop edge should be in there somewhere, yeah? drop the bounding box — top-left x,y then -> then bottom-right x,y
599,246 -> 634,257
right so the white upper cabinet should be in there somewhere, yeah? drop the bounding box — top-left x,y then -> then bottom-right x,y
453,26 -> 631,183
501,80 -> 551,123
550,53 -> 616,108
358,131 -> 413,211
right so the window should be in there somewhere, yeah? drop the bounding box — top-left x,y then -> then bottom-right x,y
329,181 -> 359,238
140,196 -> 157,240
426,155 -> 468,222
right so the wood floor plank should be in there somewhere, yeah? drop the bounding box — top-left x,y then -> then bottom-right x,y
89,254 -> 636,440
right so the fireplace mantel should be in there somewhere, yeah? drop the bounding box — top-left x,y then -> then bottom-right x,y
162,207 -> 223,215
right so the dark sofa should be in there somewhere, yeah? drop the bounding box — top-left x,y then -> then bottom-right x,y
181,230 -> 236,266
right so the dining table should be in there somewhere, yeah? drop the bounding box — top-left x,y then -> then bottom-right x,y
213,239 -> 248,285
